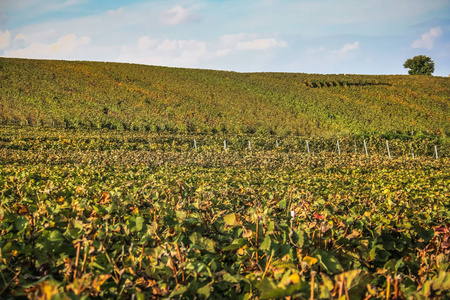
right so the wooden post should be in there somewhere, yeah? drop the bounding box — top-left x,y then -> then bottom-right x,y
435,145 -> 438,159
363,140 -> 368,156
306,140 -> 310,155
194,139 -> 197,149
248,141 -> 251,151
224,140 -> 227,151
386,140 -> 391,159
337,140 -> 341,155
276,140 -> 279,147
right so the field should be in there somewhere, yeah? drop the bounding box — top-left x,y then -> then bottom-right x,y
1,58 -> 449,299
1,126 -> 449,299
1,57 -> 449,137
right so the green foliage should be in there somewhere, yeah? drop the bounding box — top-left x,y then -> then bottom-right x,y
0,55 -> 449,298
1,57 -> 449,136
403,55 -> 435,75
0,126 -> 450,298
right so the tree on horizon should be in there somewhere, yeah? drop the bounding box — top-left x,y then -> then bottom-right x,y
403,55 -> 435,75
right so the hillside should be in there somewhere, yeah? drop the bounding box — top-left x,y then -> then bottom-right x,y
0,57 -> 449,136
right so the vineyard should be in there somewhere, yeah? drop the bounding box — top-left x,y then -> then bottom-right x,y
1,57 -> 449,137
1,57 -> 450,298
1,125 -> 450,299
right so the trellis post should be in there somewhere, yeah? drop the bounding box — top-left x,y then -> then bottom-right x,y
386,140 -> 391,159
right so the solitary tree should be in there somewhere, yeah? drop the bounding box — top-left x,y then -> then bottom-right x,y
403,55 -> 434,75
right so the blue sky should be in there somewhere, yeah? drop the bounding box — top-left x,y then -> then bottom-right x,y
0,0 -> 449,75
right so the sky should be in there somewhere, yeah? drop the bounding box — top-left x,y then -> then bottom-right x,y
0,0 -> 449,76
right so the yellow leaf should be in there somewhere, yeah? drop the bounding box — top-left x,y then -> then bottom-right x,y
288,273 -> 300,284
237,246 -> 248,256
303,256 -> 318,266
224,213 -> 236,226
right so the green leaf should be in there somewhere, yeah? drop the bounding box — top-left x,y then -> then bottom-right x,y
314,249 -> 343,274
176,210 -> 187,220
197,285 -> 212,298
370,244 -> 390,262
15,216 -> 28,231
429,272 -> 450,294
48,230 -> 64,242
260,235 -> 271,251
257,277 -> 308,300
189,232 -> 216,252
321,274 -> 334,292
335,270 -> 374,299
223,238 -> 248,251
135,216 -> 144,232
222,272 -> 239,284
293,228 -> 304,248
278,198 -> 287,210
169,285 -> 188,298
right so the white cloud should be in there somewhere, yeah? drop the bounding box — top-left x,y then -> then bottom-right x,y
15,33 -> 25,40
332,41 -> 360,55
341,41 -> 360,52
237,38 -> 287,50
137,36 -> 157,51
160,6 -> 199,26
106,6 -> 125,18
4,34 -> 90,59
219,33 -> 287,51
0,30 -> 10,50
411,27 -> 443,50
220,33 -> 247,47
303,41 -> 361,72
157,39 -> 178,51
119,37 -> 207,67
119,33 -> 286,68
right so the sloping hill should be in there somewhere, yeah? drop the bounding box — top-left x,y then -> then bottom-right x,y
0,57 -> 449,136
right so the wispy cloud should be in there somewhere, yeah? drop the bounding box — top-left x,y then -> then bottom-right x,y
0,0 -> 449,75
411,27 -> 443,50
106,7 -> 125,19
220,33 -> 287,51
0,30 -> 10,50
119,36 -> 207,67
117,32 -> 287,68
4,33 -> 90,59
237,38 -> 287,50
302,41 -> 361,73
332,41 -> 360,55
160,6 -> 199,26
14,33 -> 25,40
